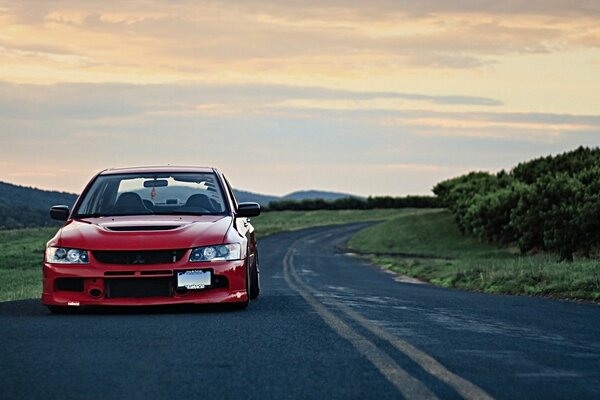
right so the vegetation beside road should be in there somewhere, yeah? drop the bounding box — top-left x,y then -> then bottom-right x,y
266,195 -> 440,211
0,227 -> 55,302
348,209 -> 600,301
252,208 -> 415,237
434,146 -> 600,261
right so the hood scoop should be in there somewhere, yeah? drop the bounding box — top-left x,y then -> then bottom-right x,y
104,225 -> 181,232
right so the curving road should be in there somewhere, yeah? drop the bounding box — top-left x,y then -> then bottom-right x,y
1,223 -> 599,399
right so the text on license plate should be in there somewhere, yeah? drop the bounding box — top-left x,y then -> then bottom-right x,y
177,270 -> 211,289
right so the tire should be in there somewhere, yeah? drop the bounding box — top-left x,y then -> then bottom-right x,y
249,251 -> 260,300
47,305 -> 75,314
230,252 -> 251,310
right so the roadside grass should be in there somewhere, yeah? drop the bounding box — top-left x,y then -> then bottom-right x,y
252,208 -> 420,237
0,209 -> 416,301
348,210 -> 600,302
0,227 -> 56,301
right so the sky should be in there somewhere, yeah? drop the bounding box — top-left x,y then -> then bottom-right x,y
0,0 -> 599,196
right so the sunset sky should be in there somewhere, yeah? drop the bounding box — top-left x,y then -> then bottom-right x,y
1,1 -> 599,196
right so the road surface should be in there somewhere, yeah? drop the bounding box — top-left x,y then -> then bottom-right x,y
1,223 -> 599,399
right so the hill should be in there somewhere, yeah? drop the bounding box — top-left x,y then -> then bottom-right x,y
0,181 -> 77,209
0,182 -> 78,229
282,190 -> 359,201
234,189 -> 280,205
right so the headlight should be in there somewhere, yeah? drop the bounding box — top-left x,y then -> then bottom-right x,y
46,247 -> 89,264
189,244 -> 241,262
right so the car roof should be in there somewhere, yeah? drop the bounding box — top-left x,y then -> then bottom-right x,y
99,166 -> 217,175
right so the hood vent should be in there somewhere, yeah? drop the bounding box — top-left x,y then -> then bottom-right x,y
105,225 -> 181,232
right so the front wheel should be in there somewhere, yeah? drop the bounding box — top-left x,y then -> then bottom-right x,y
249,251 -> 260,300
230,253 -> 251,310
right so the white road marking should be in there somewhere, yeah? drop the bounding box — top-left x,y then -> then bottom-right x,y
284,229 -> 495,400
283,249 -> 438,399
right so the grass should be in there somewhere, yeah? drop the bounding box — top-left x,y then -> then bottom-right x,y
252,208 -> 419,237
0,227 -> 56,302
0,209 -> 414,301
348,209 -> 600,302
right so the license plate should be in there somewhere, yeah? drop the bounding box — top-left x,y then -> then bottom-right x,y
177,270 -> 212,289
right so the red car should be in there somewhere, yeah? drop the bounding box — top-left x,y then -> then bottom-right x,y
42,166 -> 261,313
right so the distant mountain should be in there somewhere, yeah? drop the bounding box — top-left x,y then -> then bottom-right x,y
233,189 -> 280,206
282,190 -> 360,201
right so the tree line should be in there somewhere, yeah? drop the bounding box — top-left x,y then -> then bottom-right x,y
266,195 -> 441,211
433,146 -> 600,261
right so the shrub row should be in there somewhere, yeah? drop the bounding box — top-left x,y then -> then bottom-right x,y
266,195 -> 441,211
433,147 -> 600,261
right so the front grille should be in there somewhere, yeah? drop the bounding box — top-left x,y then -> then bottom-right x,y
105,271 -> 135,276
55,278 -> 84,292
105,278 -> 173,298
93,250 -> 186,265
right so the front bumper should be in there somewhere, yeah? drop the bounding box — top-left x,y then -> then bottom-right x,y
42,257 -> 248,307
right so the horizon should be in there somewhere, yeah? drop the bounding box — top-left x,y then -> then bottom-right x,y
1,1 -> 599,195
0,145 -> 597,198
0,177 -> 369,199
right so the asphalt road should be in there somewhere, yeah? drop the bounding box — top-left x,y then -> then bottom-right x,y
1,223 -> 599,399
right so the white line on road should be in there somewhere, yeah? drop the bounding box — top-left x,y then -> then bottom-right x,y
284,228 -> 494,400
283,249 -> 439,399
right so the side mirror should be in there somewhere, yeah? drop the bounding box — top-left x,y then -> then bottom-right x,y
237,202 -> 261,217
50,205 -> 70,221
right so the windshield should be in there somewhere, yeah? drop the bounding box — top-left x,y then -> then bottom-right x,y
73,172 -> 228,217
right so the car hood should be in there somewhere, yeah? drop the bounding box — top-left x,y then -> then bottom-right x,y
55,215 -> 233,250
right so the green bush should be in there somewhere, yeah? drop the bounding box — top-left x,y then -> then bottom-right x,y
434,146 -> 600,261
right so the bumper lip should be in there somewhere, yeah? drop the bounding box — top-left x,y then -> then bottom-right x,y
41,291 -> 248,307
42,259 -> 248,307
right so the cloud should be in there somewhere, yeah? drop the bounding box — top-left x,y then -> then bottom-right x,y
0,81 -> 502,122
380,110 -> 600,139
0,82 -> 596,147
6,1 -> 600,23
1,0 -> 598,82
